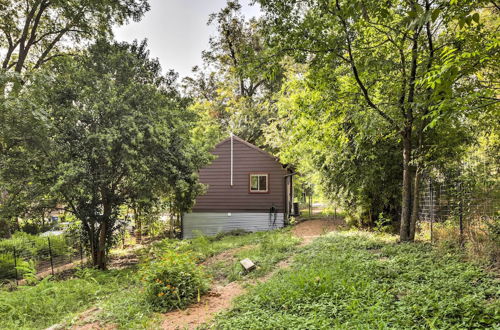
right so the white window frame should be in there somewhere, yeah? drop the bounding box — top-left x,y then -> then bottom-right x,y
249,173 -> 269,193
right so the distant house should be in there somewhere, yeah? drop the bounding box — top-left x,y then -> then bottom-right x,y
182,135 -> 295,238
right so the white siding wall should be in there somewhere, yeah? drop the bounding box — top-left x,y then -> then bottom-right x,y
182,212 -> 284,239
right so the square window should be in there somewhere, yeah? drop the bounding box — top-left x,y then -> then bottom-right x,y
249,174 -> 268,193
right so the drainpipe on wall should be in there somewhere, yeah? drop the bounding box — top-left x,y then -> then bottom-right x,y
283,171 -> 297,224
230,132 -> 234,187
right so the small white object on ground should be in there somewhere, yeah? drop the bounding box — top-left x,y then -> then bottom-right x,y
240,258 -> 256,271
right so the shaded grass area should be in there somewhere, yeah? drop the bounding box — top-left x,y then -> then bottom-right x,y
211,231 -> 500,329
0,228 -> 297,329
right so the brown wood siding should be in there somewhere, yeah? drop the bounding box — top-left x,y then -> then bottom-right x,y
193,138 -> 288,212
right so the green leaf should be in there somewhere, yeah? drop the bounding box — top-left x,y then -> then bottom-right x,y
431,9 -> 441,22
472,12 -> 480,24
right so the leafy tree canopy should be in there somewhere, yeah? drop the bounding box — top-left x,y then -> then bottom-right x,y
4,40 -> 209,268
0,0 -> 150,74
257,0 -> 499,240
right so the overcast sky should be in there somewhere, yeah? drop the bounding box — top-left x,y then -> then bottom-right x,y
113,0 -> 261,79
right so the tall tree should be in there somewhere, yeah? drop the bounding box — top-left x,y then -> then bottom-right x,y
9,40 -> 208,268
258,0 -> 499,240
0,0 -> 150,236
183,0 -> 284,147
0,0 -> 149,75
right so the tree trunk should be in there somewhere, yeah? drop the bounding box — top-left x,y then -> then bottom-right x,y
96,200 -> 111,270
96,221 -> 107,269
409,168 -> 420,240
0,218 -> 12,238
400,128 -> 413,241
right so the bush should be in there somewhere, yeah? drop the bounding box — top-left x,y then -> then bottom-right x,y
0,232 -> 71,259
140,250 -> 209,311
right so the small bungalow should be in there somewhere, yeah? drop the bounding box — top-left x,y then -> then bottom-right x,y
182,134 -> 295,238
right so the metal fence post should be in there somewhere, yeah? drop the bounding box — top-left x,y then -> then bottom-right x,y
80,240 -> 83,266
47,237 -> 54,276
13,247 -> 18,286
459,182 -> 464,247
430,181 -> 434,244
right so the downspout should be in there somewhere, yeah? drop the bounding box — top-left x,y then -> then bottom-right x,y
283,171 -> 297,224
230,132 -> 233,187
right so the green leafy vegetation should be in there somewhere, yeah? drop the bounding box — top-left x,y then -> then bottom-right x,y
0,0 -> 498,328
0,232 -> 71,259
0,232 -> 73,281
140,250 -> 210,311
204,229 -> 300,283
0,229 -> 298,329
212,231 -> 500,329
0,268 -> 135,329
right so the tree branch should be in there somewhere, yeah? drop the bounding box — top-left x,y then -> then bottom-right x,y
335,0 -> 398,128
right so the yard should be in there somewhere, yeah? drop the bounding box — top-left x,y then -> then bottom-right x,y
0,218 -> 498,329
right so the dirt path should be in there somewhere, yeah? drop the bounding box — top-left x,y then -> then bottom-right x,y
292,217 -> 345,245
162,218 -> 344,329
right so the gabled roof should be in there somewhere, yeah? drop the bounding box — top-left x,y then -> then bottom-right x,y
214,134 -> 284,165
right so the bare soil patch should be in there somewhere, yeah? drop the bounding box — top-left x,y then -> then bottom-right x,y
162,282 -> 245,330
292,217 -> 345,245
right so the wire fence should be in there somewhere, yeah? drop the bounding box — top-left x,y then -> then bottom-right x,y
0,234 -> 86,286
418,171 -> 499,252
0,223 -> 165,288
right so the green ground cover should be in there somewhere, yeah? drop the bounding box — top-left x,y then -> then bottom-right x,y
211,231 -> 500,329
1,228 -> 497,329
0,228 -> 297,329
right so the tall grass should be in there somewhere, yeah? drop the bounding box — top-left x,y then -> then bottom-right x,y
417,219 -> 500,268
0,268 -> 135,329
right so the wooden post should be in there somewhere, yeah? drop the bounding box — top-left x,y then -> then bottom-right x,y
47,237 -> 54,276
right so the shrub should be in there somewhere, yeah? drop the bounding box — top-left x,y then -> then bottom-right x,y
140,250 -> 209,311
0,232 -> 73,281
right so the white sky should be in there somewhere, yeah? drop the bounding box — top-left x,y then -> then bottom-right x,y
113,0 -> 261,79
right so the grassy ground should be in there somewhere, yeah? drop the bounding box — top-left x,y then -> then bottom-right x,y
0,268 -> 138,329
1,227 -> 498,329
210,231 -> 500,329
0,228 -> 297,329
